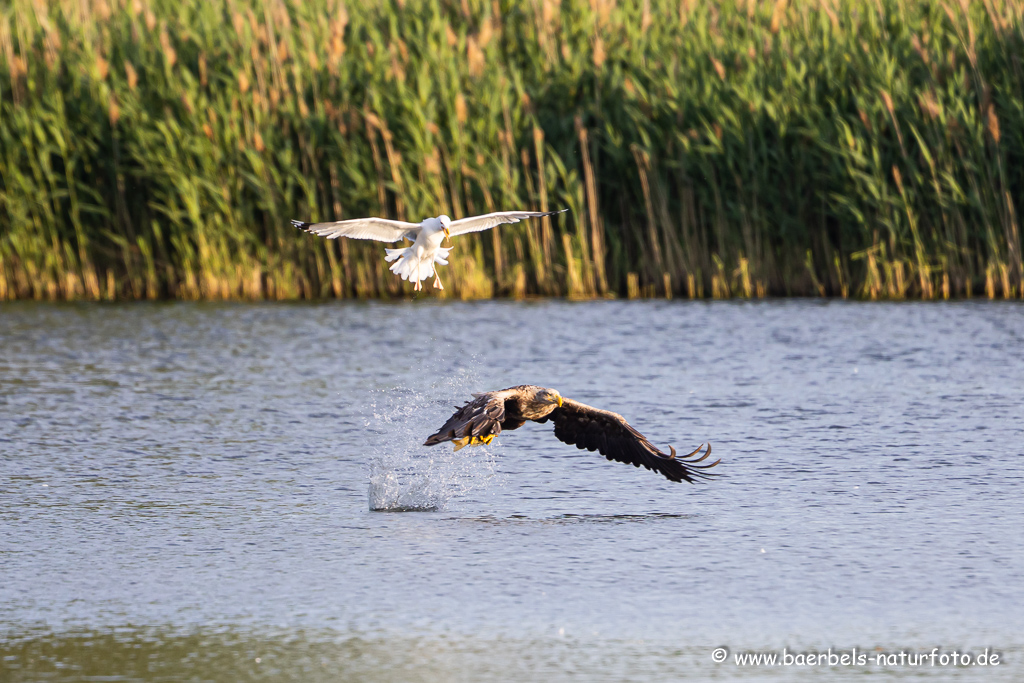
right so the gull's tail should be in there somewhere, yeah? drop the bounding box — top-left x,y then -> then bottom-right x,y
384,247 -> 451,284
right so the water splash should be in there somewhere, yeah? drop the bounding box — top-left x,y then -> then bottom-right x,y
365,368 -> 502,512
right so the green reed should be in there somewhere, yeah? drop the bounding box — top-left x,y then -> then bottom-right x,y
0,0 -> 1022,301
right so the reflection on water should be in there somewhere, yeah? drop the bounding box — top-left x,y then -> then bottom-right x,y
2,300 -> 1024,681
0,630 -> 707,682
5,629 -> 1016,682
462,512 -> 701,526
3,628 -> 1021,682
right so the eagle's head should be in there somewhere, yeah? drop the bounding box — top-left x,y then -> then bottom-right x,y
536,387 -> 563,408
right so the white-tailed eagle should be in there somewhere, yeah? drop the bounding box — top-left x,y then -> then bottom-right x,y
424,385 -> 719,483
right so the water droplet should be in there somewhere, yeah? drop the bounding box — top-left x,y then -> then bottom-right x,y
367,376 -> 498,512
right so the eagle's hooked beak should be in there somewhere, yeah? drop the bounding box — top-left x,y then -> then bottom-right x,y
556,396 -> 563,407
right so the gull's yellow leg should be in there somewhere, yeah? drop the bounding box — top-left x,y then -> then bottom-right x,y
452,437 -> 469,452
433,272 -> 445,290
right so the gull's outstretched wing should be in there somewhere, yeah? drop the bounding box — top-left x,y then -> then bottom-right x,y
541,398 -> 719,483
291,217 -> 421,243
423,389 -> 518,446
447,209 -> 567,237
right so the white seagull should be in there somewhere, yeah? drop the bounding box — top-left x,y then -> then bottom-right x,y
292,210 -> 566,291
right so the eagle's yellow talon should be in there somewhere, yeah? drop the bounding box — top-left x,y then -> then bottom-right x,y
452,434 -> 494,451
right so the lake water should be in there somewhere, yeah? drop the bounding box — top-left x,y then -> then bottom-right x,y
2,300 -> 1023,681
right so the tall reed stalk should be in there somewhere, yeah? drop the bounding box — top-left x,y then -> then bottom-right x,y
1,0 -> 1022,301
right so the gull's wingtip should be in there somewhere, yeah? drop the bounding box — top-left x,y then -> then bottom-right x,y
291,219 -> 311,231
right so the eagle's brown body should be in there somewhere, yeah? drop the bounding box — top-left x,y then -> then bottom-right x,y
424,385 -> 719,484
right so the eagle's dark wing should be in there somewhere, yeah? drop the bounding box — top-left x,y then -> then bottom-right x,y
543,398 -> 719,483
423,391 -> 510,446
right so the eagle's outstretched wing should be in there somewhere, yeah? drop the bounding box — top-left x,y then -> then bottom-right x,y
543,398 -> 719,483
291,217 -> 420,242
423,390 -> 512,446
447,209 -> 567,237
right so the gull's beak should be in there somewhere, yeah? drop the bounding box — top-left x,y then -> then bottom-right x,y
442,227 -> 450,244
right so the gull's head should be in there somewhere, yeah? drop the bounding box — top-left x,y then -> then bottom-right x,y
537,388 -> 563,408
438,214 -> 451,240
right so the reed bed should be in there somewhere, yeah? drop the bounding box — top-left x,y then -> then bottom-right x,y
1,0 -> 1022,301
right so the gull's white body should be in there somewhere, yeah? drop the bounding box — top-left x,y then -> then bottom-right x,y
292,209 -> 565,291
382,217 -> 451,288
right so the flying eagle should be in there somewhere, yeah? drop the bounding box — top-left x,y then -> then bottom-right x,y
424,385 -> 719,483
292,210 -> 566,291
